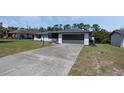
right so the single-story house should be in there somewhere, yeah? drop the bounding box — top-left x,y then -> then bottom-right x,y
110,30 -> 124,47
34,29 -> 92,45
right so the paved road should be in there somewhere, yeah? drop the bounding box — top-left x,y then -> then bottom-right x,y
0,44 -> 82,76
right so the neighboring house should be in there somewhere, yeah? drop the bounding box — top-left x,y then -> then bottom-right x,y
8,29 -> 40,39
34,28 -> 92,45
8,30 -> 18,39
110,30 -> 124,47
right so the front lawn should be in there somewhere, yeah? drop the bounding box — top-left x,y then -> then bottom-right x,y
0,39 -> 50,57
69,44 -> 124,76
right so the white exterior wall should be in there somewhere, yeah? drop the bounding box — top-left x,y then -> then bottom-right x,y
122,38 -> 124,47
58,33 -> 62,44
34,35 -> 52,42
111,33 -> 124,47
84,33 -> 89,45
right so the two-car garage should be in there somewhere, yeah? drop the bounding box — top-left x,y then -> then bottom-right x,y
48,32 -> 85,44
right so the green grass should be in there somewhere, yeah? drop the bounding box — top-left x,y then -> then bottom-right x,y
0,39 -> 50,57
69,44 -> 124,76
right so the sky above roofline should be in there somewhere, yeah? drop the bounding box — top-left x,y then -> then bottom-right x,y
0,16 -> 124,32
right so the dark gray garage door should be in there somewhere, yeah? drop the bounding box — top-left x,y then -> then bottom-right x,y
62,34 -> 84,44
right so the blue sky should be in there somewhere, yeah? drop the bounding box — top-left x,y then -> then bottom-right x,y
0,16 -> 124,31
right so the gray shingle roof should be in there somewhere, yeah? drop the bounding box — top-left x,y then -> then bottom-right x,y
112,30 -> 124,36
8,28 -> 92,35
8,29 -> 40,34
49,28 -> 91,33
62,28 -> 91,32
62,28 -> 88,32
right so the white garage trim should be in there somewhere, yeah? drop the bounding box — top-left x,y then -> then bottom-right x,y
58,33 -> 62,44
84,33 -> 89,45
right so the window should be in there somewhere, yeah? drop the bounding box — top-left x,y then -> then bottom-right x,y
36,35 -> 41,38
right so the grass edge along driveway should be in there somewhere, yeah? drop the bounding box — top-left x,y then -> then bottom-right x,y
69,44 -> 124,76
0,39 -> 50,57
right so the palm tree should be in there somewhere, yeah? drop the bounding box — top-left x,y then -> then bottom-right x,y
39,27 -> 45,31
47,26 -> 53,31
53,24 -> 59,31
72,23 -> 78,28
92,24 -> 100,31
78,23 -> 84,29
0,22 -> 4,38
59,24 -> 63,30
0,22 -> 2,29
84,24 -> 91,30
64,24 -> 71,30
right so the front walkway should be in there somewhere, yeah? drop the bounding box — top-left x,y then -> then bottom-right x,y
0,44 -> 82,76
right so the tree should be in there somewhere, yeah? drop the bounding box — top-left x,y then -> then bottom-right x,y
0,22 -> 4,38
119,27 -> 124,31
77,23 -> 84,29
39,27 -> 45,31
92,24 -> 100,31
83,24 -> 91,30
0,27 -> 7,38
53,24 -> 60,31
92,28 -> 110,43
64,24 -> 71,30
59,24 -> 63,30
72,23 -> 78,28
47,26 -> 53,31
0,22 -> 2,29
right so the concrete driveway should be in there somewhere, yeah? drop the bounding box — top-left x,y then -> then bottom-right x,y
0,44 -> 82,76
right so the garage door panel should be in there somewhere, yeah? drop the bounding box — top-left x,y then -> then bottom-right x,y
62,34 -> 84,44
62,40 -> 84,44
63,35 -> 84,40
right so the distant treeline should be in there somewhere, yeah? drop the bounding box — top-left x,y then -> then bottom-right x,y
0,22 -> 112,43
